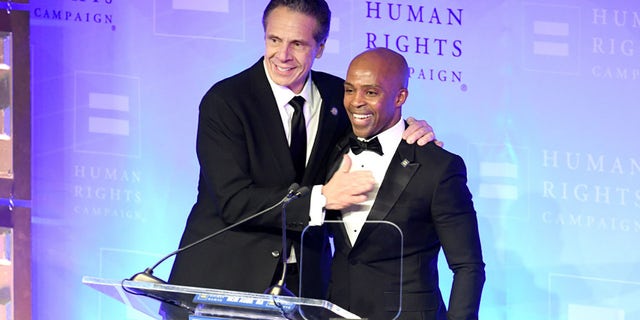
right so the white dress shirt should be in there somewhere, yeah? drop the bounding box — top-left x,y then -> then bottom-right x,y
264,62 -> 323,263
263,62 -> 330,228
263,60 -> 321,162
341,119 -> 403,245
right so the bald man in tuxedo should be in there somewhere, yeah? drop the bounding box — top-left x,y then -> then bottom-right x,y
322,48 -> 485,319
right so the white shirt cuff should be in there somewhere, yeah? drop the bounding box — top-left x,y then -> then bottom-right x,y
308,185 -> 326,226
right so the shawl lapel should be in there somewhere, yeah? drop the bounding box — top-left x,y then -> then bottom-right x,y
325,136 -> 351,183
351,141 -> 420,251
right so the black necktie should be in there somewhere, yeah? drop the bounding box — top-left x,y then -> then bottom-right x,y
289,96 -> 306,182
349,136 -> 384,156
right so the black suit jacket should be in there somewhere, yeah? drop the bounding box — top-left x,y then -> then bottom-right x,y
168,58 -> 350,298
326,137 -> 485,320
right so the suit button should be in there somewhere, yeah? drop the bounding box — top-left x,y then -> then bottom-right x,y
271,250 -> 281,258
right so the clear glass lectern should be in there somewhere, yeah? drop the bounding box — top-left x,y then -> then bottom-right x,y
83,220 -> 403,319
82,276 -> 360,320
302,221 -> 404,320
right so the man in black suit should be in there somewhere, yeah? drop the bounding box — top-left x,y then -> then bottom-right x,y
323,48 -> 485,319
166,0 -> 437,308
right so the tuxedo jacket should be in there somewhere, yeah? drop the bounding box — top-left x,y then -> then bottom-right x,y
326,137 -> 485,320
168,58 -> 350,298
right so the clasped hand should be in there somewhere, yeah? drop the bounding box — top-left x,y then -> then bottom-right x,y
322,154 -> 375,210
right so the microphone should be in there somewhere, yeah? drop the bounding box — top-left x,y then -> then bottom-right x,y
127,183 -> 301,285
265,186 -> 310,296
290,186 -> 310,201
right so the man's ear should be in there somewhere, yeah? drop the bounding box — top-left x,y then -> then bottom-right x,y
395,88 -> 408,107
315,42 -> 326,59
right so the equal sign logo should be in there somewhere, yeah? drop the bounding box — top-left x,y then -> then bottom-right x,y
522,4 -> 580,74
472,143 -> 530,219
88,93 -> 130,136
549,274 -> 636,320
74,72 -> 141,157
478,161 -> 519,200
172,0 -> 229,12
568,304 -> 625,320
324,17 -> 341,54
154,0 -> 244,41
533,20 -> 570,57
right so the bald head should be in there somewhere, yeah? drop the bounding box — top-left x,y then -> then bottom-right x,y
343,48 -> 410,139
349,47 -> 409,89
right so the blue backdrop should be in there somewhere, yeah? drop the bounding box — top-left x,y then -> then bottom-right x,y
10,0 -> 640,319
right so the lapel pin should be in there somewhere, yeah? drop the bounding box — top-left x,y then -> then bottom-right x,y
330,107 -> 338,116
401,159 -> 410,167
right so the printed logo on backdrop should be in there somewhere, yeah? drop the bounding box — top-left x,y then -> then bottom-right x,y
522,3 -> 639,81
541,149 -> 640,233
153,0 -> 246,41
74,71 -> 141,157
72,164 -> 144,221
32,0 -> 115,29
72,71 -> 144,221
472,144 -> 531,220
590,7 -> 639,81
522,3 -> 581,75
549,274 -> 639,320
359,1 -> 465,89
472,144 -> 640,233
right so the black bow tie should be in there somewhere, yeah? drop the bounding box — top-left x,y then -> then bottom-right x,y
349,136 -> 384,156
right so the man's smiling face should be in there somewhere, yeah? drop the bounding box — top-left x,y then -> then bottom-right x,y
263,6 -> 325,94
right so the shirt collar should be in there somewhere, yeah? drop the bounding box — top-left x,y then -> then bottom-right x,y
356,118 -> 404,153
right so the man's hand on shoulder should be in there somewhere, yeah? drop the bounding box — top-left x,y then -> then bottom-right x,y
404,116 -> 444,147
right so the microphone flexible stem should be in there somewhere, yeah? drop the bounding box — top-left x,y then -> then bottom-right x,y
147,191 -> 295,274
277,202 -> 290,286
280,201 -> 289,266
273,187 -> 310,290
266,199 -> 296,296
